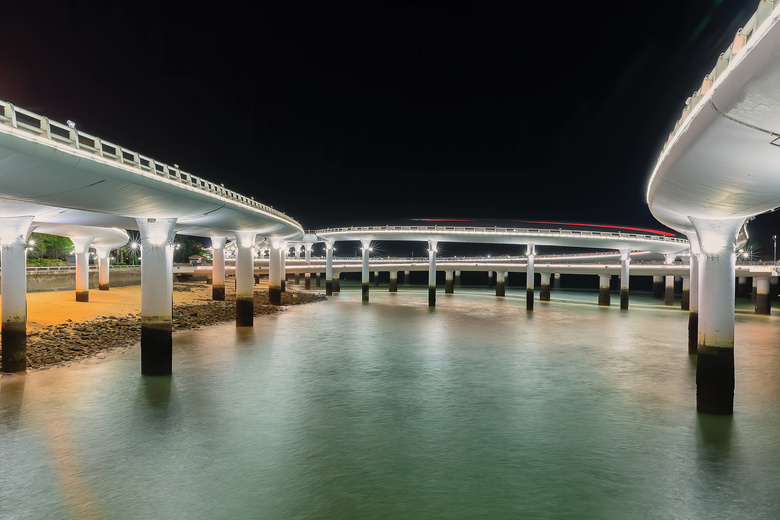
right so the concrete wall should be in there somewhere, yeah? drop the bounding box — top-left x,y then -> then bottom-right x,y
16,267 -> 142,293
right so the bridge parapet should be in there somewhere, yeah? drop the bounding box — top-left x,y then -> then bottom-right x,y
0,99 -> 300,230
658,2 -> 769,157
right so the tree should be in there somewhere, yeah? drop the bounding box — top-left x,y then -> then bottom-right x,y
173,235 -> 208,263
28,233 -> 73,260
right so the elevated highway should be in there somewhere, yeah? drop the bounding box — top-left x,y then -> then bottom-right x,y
0,99 -> 302,374
645,0 -> 780,413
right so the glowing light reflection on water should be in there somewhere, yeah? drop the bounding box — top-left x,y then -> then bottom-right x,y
1,287 -> 779,519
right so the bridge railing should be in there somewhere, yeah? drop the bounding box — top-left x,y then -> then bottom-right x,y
0,99 -> 301,229
661,2 -> 768,153
315,225 -> 688,245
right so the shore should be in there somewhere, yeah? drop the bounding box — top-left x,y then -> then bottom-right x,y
0,281 -> 326,372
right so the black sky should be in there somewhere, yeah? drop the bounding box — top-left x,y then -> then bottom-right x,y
0,1 -> 763,239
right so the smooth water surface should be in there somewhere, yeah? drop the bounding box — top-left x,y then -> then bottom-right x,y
2,286 -> 780,519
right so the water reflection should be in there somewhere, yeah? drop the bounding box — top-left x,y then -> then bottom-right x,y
696,413 -> 735,461
0,374 -> 25,427
138,375 -> 173,414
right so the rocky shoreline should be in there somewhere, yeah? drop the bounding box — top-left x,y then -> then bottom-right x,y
4,284 -> 326,371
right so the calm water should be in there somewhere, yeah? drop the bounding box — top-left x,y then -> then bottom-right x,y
2,286 -> 780,519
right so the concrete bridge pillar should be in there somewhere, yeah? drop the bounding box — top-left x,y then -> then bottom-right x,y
373,270 -> 379,287
71,236 -> 95,302
333,272 -> 340,293
324,241 -> 334,295
690,216 -> 743,415
540,272 -> 551,301
487,270 -> 494,288
234,231 -> 257,325
619,250 -> 630,310
389,271 -> 398,293
598,274 -> 611,306
454,270 -> 461,286
304,243 -> 313,290
553,272 -> 561,289
751,278 -> 757,302
136,217 -> 177,376
755,277 -> 771,315
404,270 -> 411,285
361,240 -> 371,302
496,271 -> 506,297
652,276 -> 664,299
681,276 -> 690,311
94,245 -> 113,291
281,247 -> 287,292
268,239 -> 282,305
428,240 -> 438,307
526,244 -> 535,310
445,270 -> 454,294
737,276 -> 749,297
211,236 -> 227,300
685,236 -> 701,355
664,255 -> 676,306
0,216 -> 34,373
315,272 -> 321,287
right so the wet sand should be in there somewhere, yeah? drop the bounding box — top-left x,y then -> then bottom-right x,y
0,281 -> 326,371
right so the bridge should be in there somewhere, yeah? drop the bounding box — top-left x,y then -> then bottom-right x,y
646,0 -> 780,413
0,99 -> 303,374
1,2 -> 779,419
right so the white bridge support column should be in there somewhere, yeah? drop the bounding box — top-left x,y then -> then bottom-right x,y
324,241 -> 334,295
681,276 -> 690,311
526,244 -> 535,310
361,239 -> 371,302
333,272 -> 340,293
755,277 -> 771,315
1,216 -> 34,373
71,237 -> 95,302
234,231 -> 257,324
374,270 -> 380,287
136,217 -> 177,376
389,271 -> 398,293
664,255 -> 676,306
496,271 -> 506,297
428,240 -> 437,307
737,276 -> 749,298
269,238 -> 282,305
598,274 -> 611,306
404,270 -> 411,285
94,245 -> 113,291
281,247 -> 287,292
304,243 -> 313,290
686,235 -> 701,355
540,272 -> 551,301
691,217 -> 743,415
652,275 -> 664,299
487,270 -> 494,288
619,249 -> 630,310
445,270 -> 454,294
211,236 -> 227,300
454,270 -> 461,287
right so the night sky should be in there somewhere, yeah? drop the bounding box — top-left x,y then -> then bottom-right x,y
2,1 -> 773,253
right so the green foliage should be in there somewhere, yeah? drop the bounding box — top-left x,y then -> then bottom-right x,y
28,233 -> 73,260
26,257 -> 68,266
174,235 -> 209,263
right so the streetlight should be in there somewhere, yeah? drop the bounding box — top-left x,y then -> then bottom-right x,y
774,235 -> 777,265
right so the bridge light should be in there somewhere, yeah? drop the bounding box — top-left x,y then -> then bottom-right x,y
66,120 -> 76,129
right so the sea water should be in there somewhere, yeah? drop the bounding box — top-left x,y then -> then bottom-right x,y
1,286 -> 779,519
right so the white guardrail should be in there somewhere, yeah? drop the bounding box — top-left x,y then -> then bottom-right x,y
661,1 -> 769,153
315,225 -> 689,245
0,99 -> 301,229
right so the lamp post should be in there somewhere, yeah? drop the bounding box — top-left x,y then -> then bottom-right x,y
774,235 -> 777,265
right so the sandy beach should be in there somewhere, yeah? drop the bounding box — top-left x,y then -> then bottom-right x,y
0,281 -> 326,371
